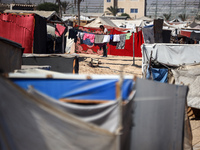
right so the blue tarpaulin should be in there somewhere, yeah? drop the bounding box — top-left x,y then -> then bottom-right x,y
12,78 -> 134,101
146,67 -> 168,83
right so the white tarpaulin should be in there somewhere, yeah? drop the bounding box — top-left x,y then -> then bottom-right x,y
172,64 -> 200,109
0,76 -> 117,150
142,44 -> 200,74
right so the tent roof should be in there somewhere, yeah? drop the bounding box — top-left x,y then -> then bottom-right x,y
4,10 -> 61,21
134,16 -> 153,21
84,17 -> 117,27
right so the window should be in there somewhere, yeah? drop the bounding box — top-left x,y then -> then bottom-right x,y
107,0 -> 111,2
118,8 -> 124,13
130,8 -> 138,13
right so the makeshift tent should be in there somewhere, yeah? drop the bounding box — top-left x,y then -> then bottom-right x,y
0,13 -> 35,53
0,36 -> 24,73
0,76 -> 118,150
84,17 -> 117,28
142,43 -> 200,110
9,72 -> 134,103
22,54 -> 79,73
3,10 -> 66,54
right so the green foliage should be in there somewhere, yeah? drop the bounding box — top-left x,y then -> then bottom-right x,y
178,14 -> 188,21
36,2 -> 59,13
163,13 -> 171,21
121,13 -> 130,18
107,6 -> 118,16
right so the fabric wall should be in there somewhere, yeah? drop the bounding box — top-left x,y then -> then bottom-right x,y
131,78 -> 188,150
33,14 -> 47,54
0,76 -> 117,150
74,25 -> 133,57
0,13 -> 35,53
134,30 -> 144,57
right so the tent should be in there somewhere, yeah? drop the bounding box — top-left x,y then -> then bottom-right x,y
142,43 -> 200,109
3,70 -> 189,150
2,10 -> 66,54
84,17 -> 117,28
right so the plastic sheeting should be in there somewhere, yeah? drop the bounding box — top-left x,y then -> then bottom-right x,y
9,73 -> 134,101
0,13 -> 35,53
0,76 -> 117,150
11,78 -> 133,101
131,78 -> 188,150
28,87 -> 120,133
142,44 -> 200,74
172,64 -> 200,109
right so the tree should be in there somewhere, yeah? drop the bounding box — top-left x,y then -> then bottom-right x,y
74,0 -> 84,25
121,13 -> 130,18
61,1 -> 73,14
107,6 -> 118,16
36,2 -> 59,13
178,14 -> 188,21
163,13 -> 171,21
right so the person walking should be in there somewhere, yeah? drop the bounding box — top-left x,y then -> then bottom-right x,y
99,25 -> 108,57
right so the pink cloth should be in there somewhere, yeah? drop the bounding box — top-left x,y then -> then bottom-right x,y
83,33 -> 95,43
55,24 -> 66,36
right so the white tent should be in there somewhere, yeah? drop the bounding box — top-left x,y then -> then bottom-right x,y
84,17 -> 117,27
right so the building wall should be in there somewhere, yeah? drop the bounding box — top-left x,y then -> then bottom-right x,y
104,0 -> 145,19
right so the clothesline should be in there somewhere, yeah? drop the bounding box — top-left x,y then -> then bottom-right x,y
68,28 -> 132,49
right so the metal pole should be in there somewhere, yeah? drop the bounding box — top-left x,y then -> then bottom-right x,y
155,0 -> 158,19
132,32 -> 135,65
170,0 -> 172,15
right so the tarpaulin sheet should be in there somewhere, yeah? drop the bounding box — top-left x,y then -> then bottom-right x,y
74,25 -> 133,57
0,76 -> 117,150
142,44 -> 200,74
0,36 -> 23,73
28,87 -> 120,133
0,13 -> 35,53
131,78 -> 188,150
172,63 -> 200,109
11,77 -> 134,101
134,30 -> 144,57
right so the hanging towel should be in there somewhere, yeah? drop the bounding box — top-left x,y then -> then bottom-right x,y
94,34 -> 104,43
126,33 -> 132,40
55,24 -> 66,36
83,33 -> 95,43
116,34 -> 126,49
103,35 -> 110,43
113,35 -> 120,42
110,35 -> 114,40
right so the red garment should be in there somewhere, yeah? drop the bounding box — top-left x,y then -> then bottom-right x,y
134,30 -> 144,57
180,30 -> 192,38
83,33 -> 95,43
55,24 -> 66,36
0,13 -> 35,53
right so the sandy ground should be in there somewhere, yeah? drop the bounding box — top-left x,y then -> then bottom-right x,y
78,53 -> 200,148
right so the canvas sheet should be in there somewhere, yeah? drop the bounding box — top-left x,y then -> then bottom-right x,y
131,78 -> 188,150
172,64 -> 200,109
0,76 -> 117,150
28,87 -> 120,133
142,44 -> 200,74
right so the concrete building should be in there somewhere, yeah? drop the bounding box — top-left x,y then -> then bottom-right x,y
104,0 -> 146,19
